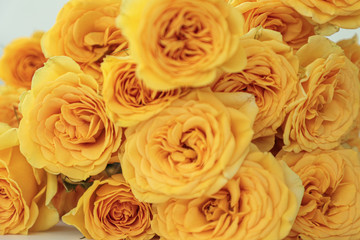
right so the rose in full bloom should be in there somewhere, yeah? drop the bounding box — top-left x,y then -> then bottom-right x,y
62,174 -> 154,240
0,123 -> 59,234
337,36 -> 360,145
280,0 -> 360,29
283,36 -> 360,152
278,148 -> 360,239
211,28 -> 299,151
18,56 -> 122,181
0,85 -> 25,128
152,146 -> 304,240
41,0 -> 128,82
101,56 -> 186,127
116,0 -> 247,90
121,88 -> 258,203
0,32 -> 46,89
230,0 -> 315,50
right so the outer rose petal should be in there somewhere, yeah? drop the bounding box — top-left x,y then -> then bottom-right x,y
121,88 -> 257,203
0,32 -> 47,89
62,174 -> 154,240
18,56 -> 122,181
0,123 -> 59,235
152,145 -> 303,240
117,0 -> 247,90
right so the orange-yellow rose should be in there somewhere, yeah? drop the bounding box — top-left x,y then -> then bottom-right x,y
62,174 -> 154,240
120,88 -> 258,203
283,36 -> 360,152
337,35 -> 360,144
116,0 -> 247,90
152,146 -> 304,240
18,56 -> 122,181
0,32 -> 47,89
211,28 -> 299,151
0,85 -> 25,128
101,56 -> 186,127
41,0 -> 128,82
230,0 -> 315,50
0,123 -> 59,235
281,0 -> 360,29
278,148 -> 360,239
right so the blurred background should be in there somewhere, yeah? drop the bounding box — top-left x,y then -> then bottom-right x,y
0,0 -> 360,70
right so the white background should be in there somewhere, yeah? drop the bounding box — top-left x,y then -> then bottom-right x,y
0,0 -> 360,239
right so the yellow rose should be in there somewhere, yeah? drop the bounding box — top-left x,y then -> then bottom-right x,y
278,148 -> 360,239
0,85 -> 25,128
18,56 -> 122,181
0,123 -> 59,234
211,28 -> 299,151
120,88 -> 258,203
116,0 -> 247,90
283,36 -> 360,152
280,0 -> 360,28
152,146 -> 304,240
337,35 -> 360,144
62,174 -> 154,240
101,56 -> 186,127
0,32 -> 47,89
230,0 -> 315,50
41,0 -> 128,82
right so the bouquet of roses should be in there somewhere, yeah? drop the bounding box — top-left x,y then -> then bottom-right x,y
1,0 -> 360,239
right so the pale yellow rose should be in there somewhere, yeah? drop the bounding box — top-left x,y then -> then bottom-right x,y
0,123 -> 59,235
152,145 -> 304,240
41,0 -> 128,82
283,36 -> 360,152
211,28 -> 299,151
230,0 -> 315,50
280,0 -> 360,29
101,56 -> 186,127
278,148 -> 360,239
120,88 -> 258,203
18,56 -> 122,181
116,0 -> 247,90
63,174 -> 154,240
0,85 -> 25,128
0,32 -> 47,89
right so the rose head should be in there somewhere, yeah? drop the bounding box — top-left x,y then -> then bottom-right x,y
41,0 -> 128,82
0,32 -> 47,89
0,123 -> 59,234
18,56 -> 122,181
120,89 -> 258,203
116,0 -> 247,90
62,174 -> 154,240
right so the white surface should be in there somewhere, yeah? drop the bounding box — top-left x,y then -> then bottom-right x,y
0,222 -> 85,240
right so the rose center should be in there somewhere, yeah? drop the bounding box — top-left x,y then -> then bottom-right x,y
159,8 -> 212,63
109,201 -> 138,224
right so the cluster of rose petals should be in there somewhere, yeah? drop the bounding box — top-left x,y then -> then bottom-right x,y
117,0 -> 247,90
18,56 -> 122,181
120,89 -> 258,203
